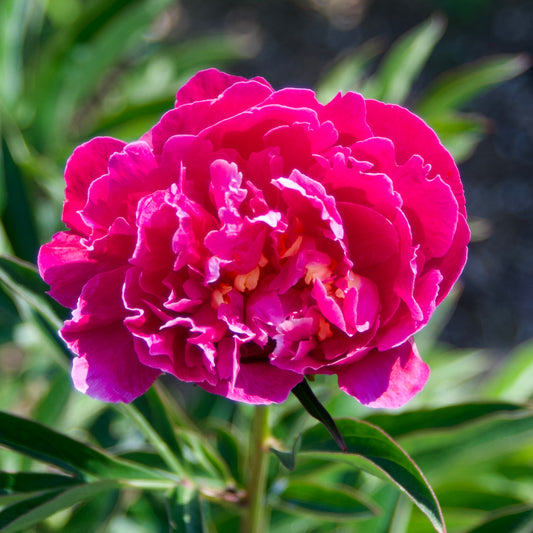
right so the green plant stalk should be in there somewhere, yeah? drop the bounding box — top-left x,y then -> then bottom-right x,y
241,405 -> 270,533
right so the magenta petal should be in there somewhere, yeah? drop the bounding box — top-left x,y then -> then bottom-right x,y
393,157 -> 458,259
321,92 -> 373,143
206,360 -> 303,404
337,339 -> 429,408
71,325 -> 159,402
63,137 -> 126,234
63,268 -> 160,402
175,68 -> 272,105
337,202 -> 399,269
365,99 -> 466,216
82,142 -> 157,231
38,231 -> 118,309
432,213 -> 470,304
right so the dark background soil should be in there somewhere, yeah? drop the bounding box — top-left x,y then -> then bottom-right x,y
180,0 -> 533,350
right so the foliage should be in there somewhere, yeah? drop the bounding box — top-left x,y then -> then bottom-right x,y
0,4 -> 531,532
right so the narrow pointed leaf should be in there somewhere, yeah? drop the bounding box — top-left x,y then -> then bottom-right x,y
0,255 -> 49,297
437,485 -> 523,511
365,402 -> 523,439
0,138 -> 39,262
402,411 -> 533,477
373,14 -> 446,104
132,387 -> 234,484
297,418 -> 445,533
0,255 -> 63,330
276,480 -> 378,519
425,112 -> 489,162
167,486 -> 206,533
316,37 -> 384,102
271,447 -> 296,472
0,480 -> 119,533
0,411 -> 177,482
417,53 -> 530,116
0,472 -> 81,493
292,380 -> 346,451
465,505 -> 533,533
482,339 -> 533,402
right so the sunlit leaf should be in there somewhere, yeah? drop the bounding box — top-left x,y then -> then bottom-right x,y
402,410 -> 533,479
296,419 -> 445,533
416,53 -> 530,116
315,37 -> 384,102
365,403 -> 523,439
372,14 -> 446,104
424,112 -> 489,163
482,339 -> 533,403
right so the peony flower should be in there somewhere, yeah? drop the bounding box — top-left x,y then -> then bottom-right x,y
38,68 -> 469,408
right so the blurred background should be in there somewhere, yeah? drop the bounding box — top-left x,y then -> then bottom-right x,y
1,2 -> 533,531
1,0 -> 531,355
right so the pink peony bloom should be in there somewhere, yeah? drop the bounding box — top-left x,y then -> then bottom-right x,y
39,69 -> 469,407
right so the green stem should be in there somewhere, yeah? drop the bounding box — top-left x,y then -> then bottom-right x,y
241,405 -> 270,533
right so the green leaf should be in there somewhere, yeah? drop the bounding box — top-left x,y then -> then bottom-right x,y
0,471 -> 81,493
315,37 -> 384,102
212,425 -> 243,485
0,282 -> 19,342
0,0 -> 41,107
33,0 -> 176,148
297,418 -> 445,533
365,402 -> 523,439
416,53 -> 530,116
402,410 -> 533,478
465,505 -> 533,533
424,113 -> 488,163
275,479 -> 378,519
31,370 -> 72,426
125,389 -> 233,486
271,447 -> 296,472
0,255 -> 63,331
0,480 -> 119,533
0,411 -> 177,484
372,14 -> 446,104
0,255 -> 48,296
0,138 -> 39,263
167,486 -> 206,533
292,380 -> 346,451
437,485 -> 524,511
482,339 -> 533,403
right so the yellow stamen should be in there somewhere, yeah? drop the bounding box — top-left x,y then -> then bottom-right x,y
210,283 -> 232,309
317,316 -> 333,341
234,266 -> 261,292
304,262 -> 332,285
280,234 -> 303,259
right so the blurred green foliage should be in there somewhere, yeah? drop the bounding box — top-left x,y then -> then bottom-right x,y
0,2 -> 531,532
